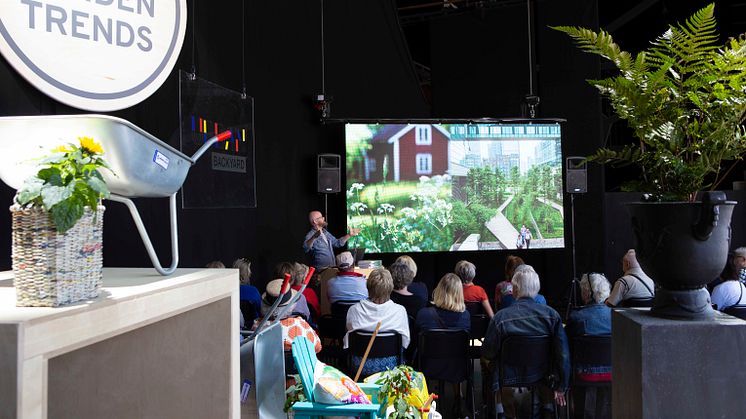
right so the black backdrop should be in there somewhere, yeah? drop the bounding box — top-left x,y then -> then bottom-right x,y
0,0 -> 610,305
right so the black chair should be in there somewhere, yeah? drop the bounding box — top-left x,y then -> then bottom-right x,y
418,329 -> 474,418
240,300 -> 259,329
723,304 -> 746,320
331,300 -> 359,318
498,335 -> 559,419
570,335 -> 611,419
618,297 -> 654,308
468,314 -> 489,359
317,314 -> 347,366
347,331 -> 403,377
465,301 -> 484,315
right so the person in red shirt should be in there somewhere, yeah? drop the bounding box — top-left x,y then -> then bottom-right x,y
455,260 -> 494,318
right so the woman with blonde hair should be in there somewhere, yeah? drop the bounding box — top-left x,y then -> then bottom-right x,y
396,254 -> 428,303
415,273 -> 470,332
233,258 -> 262,327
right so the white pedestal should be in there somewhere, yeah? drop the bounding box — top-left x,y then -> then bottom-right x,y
0,268 -> 239,419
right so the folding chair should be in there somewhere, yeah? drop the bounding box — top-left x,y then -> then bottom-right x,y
290,336 -> 383,418
618,297 -> 653,308
418,329 -> 474,418
348,331 -> 403,377
570,335 -> 612,419
498,335 -> 559,419
723,304 -> 746,320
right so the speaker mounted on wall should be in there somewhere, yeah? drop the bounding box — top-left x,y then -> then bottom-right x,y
317,154 -> 341,193
566,156 -> 587,194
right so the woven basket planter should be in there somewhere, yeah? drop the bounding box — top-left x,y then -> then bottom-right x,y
10,205 -> 105,307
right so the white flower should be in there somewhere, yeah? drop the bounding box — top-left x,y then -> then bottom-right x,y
400,207 -> 416,218
350,202 -> 368,212
351,183 -> 365,191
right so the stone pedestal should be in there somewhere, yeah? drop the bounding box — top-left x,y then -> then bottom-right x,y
612,308 -> 746,419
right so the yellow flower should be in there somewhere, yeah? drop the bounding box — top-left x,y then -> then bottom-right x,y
51,145 -> 69,153
79,136 -> 104,154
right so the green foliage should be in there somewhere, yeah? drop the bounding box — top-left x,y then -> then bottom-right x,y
552,3 -> 746,201
465,166 -> 499,206
347,177 -> 454,252
283,374 -> 306,412
15,137 -> 112,233
355,181 -> 421,210
376,365 -> 417,419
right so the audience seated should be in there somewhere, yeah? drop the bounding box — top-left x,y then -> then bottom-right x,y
389,260 -> 425,320
712,251 -> 746,310
455,260 -> 495,318
416,272 -> 472,417
495,255 -> 523,311
605,249 -> 654,307
281,262 -> 320,321
566,273 -> 612,419
415,273 -> 470,333
396,255 -> 429,304
260,278 -> 321,353
499,264 -> 548,310
709,247 -> 746,292
345,268 -> 410,376
233,258 -> 262,328
205,260 -> 225,268
274,261 -> 313,322
482,264 -> 570,419
327,251 -> 368,305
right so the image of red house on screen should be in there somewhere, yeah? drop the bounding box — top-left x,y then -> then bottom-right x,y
364,124 -> 449,182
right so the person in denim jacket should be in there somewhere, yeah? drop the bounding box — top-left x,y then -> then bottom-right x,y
482,264 -> 570,419
566,273 -> 612,419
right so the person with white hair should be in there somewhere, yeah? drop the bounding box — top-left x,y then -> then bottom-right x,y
565,272 -> 612,419
711,250 -> 746,310
567,273 -> 612,337
482,264 -> 570,419
605,249 -> 654,307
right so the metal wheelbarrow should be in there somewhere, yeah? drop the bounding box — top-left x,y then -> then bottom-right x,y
0,114 -> 230,275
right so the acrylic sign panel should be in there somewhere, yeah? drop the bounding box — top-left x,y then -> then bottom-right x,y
179,71 -> 256,209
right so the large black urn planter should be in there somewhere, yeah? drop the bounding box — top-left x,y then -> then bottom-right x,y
626,192 -> 736,320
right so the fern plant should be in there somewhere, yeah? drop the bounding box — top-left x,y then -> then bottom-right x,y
553,3 -> 746,201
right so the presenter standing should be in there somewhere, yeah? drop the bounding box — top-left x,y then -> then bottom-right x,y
303,210 -> 360,270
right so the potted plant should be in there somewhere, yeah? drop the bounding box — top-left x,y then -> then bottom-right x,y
552,3 -> 746,318
11,137 -> 111,307
376,365 -> 419,419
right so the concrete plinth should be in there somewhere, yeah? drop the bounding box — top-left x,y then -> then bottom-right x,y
612,308 -> 746,419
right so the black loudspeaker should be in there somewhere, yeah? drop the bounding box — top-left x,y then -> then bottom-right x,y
566,157 -> 587,194
317,154 -> 341,193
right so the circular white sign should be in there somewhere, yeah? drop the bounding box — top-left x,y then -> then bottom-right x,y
0,0 -> 186,111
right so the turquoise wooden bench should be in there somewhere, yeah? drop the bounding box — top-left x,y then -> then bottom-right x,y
290,336 -> 384,418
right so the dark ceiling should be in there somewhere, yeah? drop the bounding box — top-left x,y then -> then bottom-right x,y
396,0 -> 746,90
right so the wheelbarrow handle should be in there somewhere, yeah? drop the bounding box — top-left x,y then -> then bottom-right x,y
191,130 -> 232,162
250,273 -> 292,338
274,266 -> 315,320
